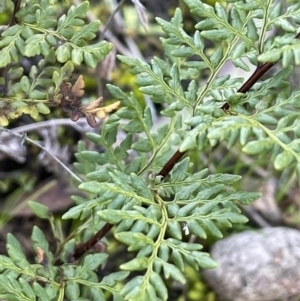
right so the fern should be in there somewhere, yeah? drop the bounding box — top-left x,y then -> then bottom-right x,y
1,0 -> 300,300
0,0 -> 112,125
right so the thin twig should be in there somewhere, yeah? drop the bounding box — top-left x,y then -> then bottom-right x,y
1,128 -> 83,183
242,206 -> 271,228
0,118 -> 90,135
99,0 -> 127,41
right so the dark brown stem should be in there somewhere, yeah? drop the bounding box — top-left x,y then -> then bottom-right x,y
72,223 -> 113,261
221,62 -> 275,110
157,149 -> 185,178
222,31 -> 300,111
9,0 -> 22,26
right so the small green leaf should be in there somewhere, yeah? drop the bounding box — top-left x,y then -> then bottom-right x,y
187,220 -> 207,239
167,220 -> 182,240
123,119 -> 144,133
120,257 -> 149,271
28,201 -> 49,219
196,19 -> 217,30
120,276 -> 143,299
258,49 -> 282,63
210,46 -> 223,67
33,283 -> 50,301
20,76 -> 30,92
81,151 -> 108,164
239,127 -> 251,145
83,52 -> 97,68
171,249 -> 184,271
220,211 -> 248,223
158,244 -> 170,262
115,231 -> 154,250
65,281 -> 80,300
231,42 -> 246,59
201,219 -> 223,238
83,253 -> 108,270
101,271 -> 129,286
215,2 -> 228,20
71,48 -> 84,65
8,67 -> 23,79
201,29 -> 232,40
132,139 -> 153,152
24,35 -> 44,56
282,49 -> 293,67
232,58 -> 250,71
0,50 -> 11,67
56,44 -> 71,63
36,103 -> 50,114
293,47 -> 300,65
161,261 -> 186,283
231,191 -> 261,205
180,134 -> 197,152
31,226 -> 52,261
6,234 -> 30,269
19,278 -> 35,299
188,251 -> 217,269
30,90 -> 47,100
90,287 -> 105,301
196,201 -> 218,215
149,272 -> 168,300
275,19 -> 295,32
171,47 -> 194,57
274,150 -> 295,170
242,139 -> 273,155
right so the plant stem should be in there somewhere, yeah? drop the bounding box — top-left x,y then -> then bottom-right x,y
72,223 -> 113,261
9,0 -> 22,26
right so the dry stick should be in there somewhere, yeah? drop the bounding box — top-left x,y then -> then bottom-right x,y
72,32 -> 300,261
1,128 -> 83,183
99,0 -> 128,41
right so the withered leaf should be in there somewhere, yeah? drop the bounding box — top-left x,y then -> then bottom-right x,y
96,101 -> 121,119
36,247 -> 48,267
81,96 -> 103,111
71,75 -> 85,97
85,112 -> 97,127
71,109 -> 84,122
80,98 -> 121,127
60,81 -> 71,96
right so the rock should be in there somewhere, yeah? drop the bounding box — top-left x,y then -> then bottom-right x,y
203,227 -> 300,301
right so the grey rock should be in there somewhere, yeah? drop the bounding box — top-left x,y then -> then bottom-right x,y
203,227 -> 300,301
